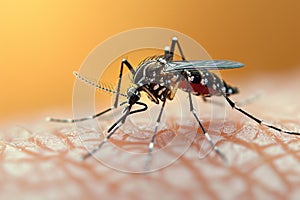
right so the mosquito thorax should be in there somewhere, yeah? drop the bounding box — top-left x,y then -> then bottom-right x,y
133,59 -> 164,86
132,58 -> 182,104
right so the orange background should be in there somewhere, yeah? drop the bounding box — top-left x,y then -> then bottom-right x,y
0,0 -> 299,124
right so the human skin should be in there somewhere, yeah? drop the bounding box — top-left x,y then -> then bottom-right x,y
1,74 -> 300,200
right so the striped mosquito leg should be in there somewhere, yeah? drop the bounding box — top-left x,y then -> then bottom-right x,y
149,99 -> 167,153
46,107 -> 113,123
46,101 -> 128,123
82,106 -> 132,160
185,78 -> 227,162
144,99 -> 167,171
114,59 -> 136,108
168,37 -> 186,61
224,96 -> 300,135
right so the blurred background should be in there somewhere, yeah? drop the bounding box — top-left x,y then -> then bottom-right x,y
0,0 -> 299,126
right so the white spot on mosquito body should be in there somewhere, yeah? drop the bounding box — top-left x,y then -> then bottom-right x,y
158,88 -> 166,96
153,84 -> 159,90
212,84 -> 217,90
188,76 -> 195,82
222,87 -> 226,93
201,78 -> 208,85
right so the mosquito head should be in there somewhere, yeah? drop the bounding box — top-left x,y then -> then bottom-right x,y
127,87 -> 141,105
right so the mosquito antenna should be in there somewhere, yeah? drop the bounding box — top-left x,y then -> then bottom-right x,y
73,71 -> 127,97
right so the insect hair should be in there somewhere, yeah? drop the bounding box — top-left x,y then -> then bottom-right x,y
73,71 -> 127,97
137,55 -> 165,66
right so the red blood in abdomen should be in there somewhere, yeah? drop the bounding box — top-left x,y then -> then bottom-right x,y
179,81 -> 213,95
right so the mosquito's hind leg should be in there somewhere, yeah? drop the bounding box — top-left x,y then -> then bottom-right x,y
164,37 -> 186,62
224,96 -> 300,136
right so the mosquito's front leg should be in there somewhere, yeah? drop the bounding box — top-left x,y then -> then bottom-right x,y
82,101 -> 148,159
114,59 -> 136,108
46,107 -> 114,123
82,104 -> 132,159
46,100 -> 128,123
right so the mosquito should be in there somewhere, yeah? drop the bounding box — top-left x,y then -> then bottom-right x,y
47,37 -> 300,163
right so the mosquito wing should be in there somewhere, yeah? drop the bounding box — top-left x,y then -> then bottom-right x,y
164,60 -> 244,72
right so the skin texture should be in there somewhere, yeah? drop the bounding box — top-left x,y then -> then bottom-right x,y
1,2 -> 299,199
1,74 -> 300,200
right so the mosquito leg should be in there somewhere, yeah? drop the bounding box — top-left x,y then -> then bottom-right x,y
82,101 -> 148,160
164,46 -> 171,60
46,101 -> 127,123
168,37 -> 186,61
46,107 -> 113,123
224,96 -> 300,135
149,100 -> 167,153
129,101 -> 148,115
82,103 -> 136,160
82,105 -> 132,159
144,98 -> 167,171
184,78 -> 227,162
114,59 -> 136,108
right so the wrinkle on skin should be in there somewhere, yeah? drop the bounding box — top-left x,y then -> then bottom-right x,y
1,113 -> 300,200
1,73 -> 300,199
